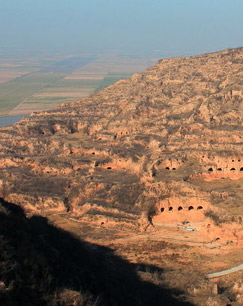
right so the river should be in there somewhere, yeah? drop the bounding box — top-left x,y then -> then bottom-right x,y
0,114 -> 27,127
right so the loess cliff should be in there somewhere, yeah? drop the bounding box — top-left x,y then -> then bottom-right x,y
0,47 -> 243,305
0,48 -> 242,220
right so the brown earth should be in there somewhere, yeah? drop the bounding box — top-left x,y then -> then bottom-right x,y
0,47 -> 243,305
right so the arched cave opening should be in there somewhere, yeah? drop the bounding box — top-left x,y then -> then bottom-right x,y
230,168 -> 236,171
240,167 -> 243,171
197,206 -> 203,210
178,206 -> 183,211
208,168 -> 213,172
168,207 -> 173,211
188,206 -> 194,211
160,208 -> 164,212
165,167 -> 170,170
217,168 -> 222,171
107,167 -> 112,170
172,168 -> 176,171
151,168 -> 156,177
92,152 -> 95,155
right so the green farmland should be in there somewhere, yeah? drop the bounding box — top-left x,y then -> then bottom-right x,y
94,73 -> 131,92
0,72 -> 65,112
0,55 -> 156,116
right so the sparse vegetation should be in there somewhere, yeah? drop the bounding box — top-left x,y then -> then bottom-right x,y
0,199 -> 194,306
204,210 -> 223,224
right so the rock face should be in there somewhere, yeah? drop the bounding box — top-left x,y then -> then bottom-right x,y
0,48 -> 242,234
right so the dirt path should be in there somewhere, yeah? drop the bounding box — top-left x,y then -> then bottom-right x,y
206,264 -> 243,278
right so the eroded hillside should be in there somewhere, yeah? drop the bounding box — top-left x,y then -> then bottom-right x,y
0,48 -> 242,305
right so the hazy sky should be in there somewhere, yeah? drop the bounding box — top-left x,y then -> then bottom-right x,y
0,0 -> 242,57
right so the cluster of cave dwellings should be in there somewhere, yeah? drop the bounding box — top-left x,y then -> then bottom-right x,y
204,158 -> 243,172
159,205 -> 204,213
207,166 -> 243,172
165,166 -> 177,171
114,131 -> 129,139
163,159 -> 184,171
164,158 -> 243,173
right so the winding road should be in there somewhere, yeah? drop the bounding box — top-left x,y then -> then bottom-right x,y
206,264 -> 243,278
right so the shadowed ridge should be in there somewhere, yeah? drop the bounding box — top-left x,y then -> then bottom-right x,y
0,198 -> 195,306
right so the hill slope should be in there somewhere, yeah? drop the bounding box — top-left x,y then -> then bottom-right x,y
0,198 -> 194,306
0,48 -> 242,217
0,48 -> 243,306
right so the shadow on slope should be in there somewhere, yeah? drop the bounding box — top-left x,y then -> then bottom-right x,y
0,198 -> 195,306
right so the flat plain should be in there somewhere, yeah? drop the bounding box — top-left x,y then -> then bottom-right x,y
0,54 -> 157,116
